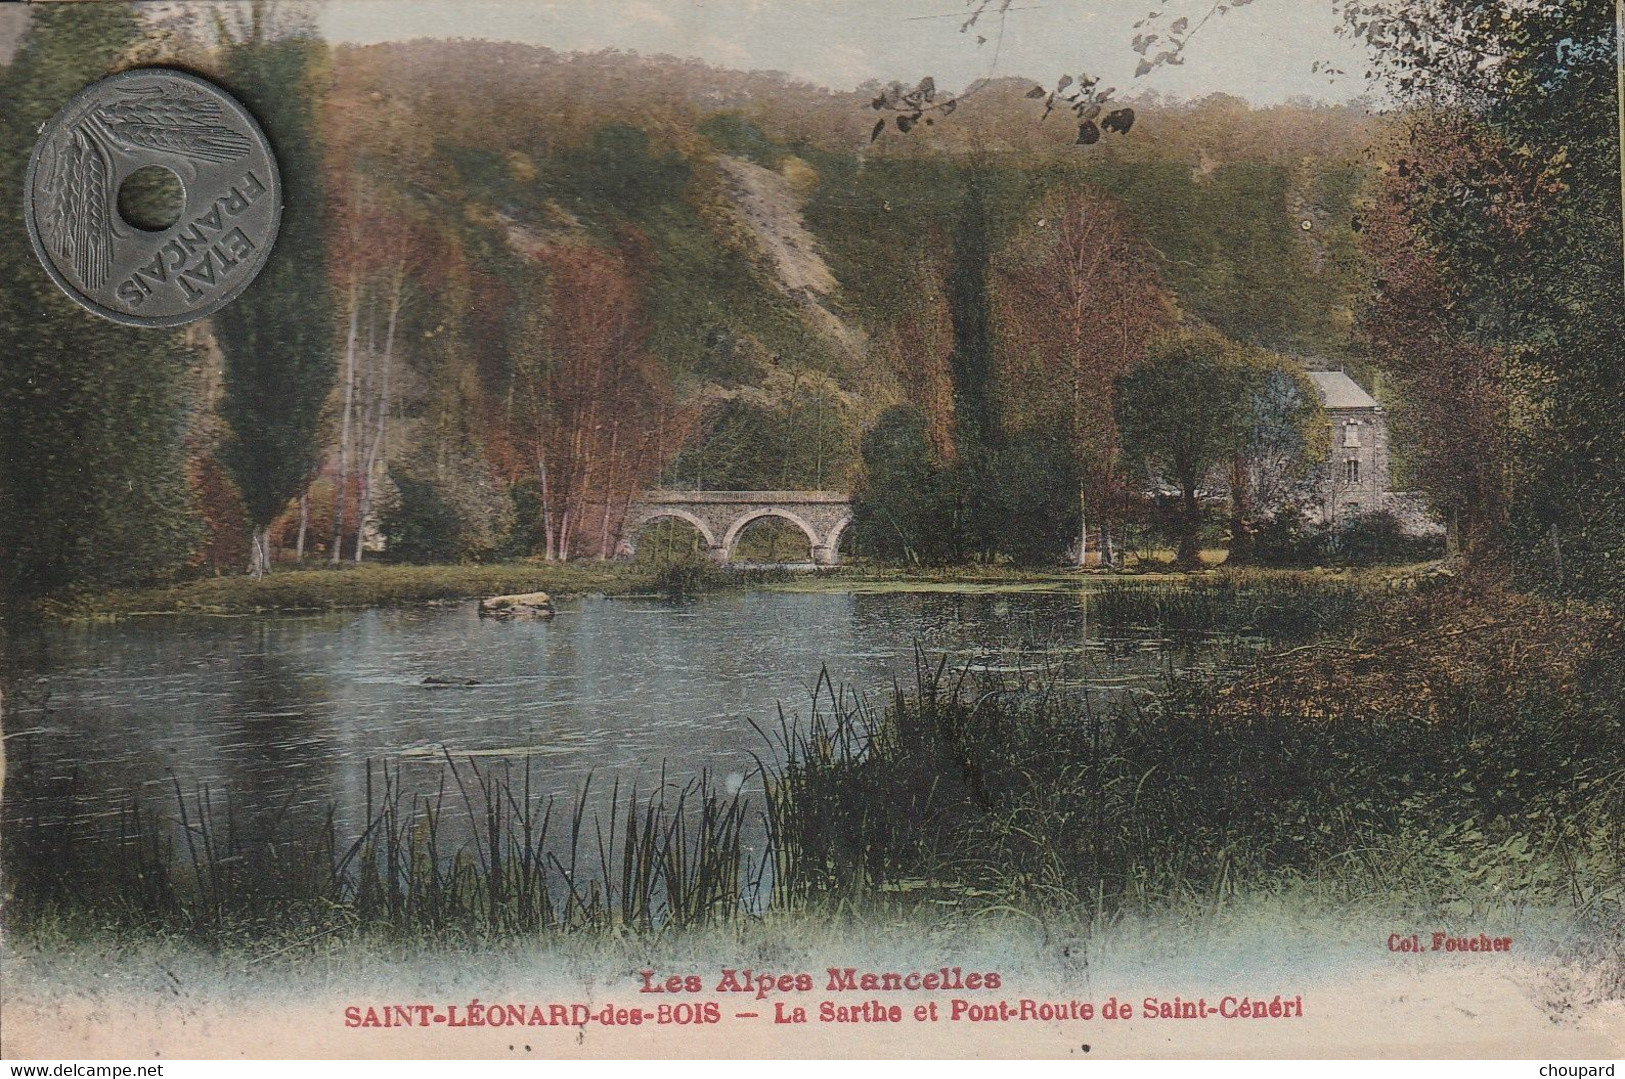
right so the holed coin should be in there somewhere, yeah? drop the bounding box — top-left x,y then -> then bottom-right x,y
24,68 -> 281,328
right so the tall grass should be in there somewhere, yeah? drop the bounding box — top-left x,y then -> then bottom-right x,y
4,756 -> 760,942
1090,574 -> 1378,641
758,651 -> 1625,932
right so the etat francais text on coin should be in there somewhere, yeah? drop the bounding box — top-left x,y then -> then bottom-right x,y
24,68 -> 281,328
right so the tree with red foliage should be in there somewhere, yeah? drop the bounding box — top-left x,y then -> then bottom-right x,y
996,186 -> 1173,564
508,245 -> 680,560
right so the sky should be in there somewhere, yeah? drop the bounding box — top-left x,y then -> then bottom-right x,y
318,0 -> 1379,106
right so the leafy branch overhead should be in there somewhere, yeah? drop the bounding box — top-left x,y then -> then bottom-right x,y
869,76 -> 958,141
1026,73 -> 1135,145
871,0 -> 1265,146
1129,0 -> 1256,78
869,70 -> 1133,147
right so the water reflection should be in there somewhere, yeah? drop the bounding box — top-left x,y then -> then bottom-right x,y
3,590 -> 1245,836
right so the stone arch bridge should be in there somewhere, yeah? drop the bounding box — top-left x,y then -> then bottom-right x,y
622,491 -> 852,566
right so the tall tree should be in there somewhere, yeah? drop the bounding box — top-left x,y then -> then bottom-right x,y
1114,327 -> 1251,568
1347,0 -> 1625,596
996,185 -> 1172,564
211,4 -> 335,576
0,6 -> 198,601
1359,129 -> 1517,556
853,406 -> 957,565
1224,353 -> 1327,563
507,245 -> 677,560
943,168 -> 1005,561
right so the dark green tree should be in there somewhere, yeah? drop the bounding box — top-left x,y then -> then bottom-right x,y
852,406 -> 956,565
211,6 -> 335,576
1347,0 -> 1625,600
1114,327 -> 1251,568
943,168 -> 1004,561
946,169 -> 1001,460
985,426 -> 1085,566
0,6 -> 198,601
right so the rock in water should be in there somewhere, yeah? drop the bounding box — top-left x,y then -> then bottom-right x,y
479,591 -> 554,619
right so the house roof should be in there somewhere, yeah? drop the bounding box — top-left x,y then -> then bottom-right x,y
1306,370 -> 1380,410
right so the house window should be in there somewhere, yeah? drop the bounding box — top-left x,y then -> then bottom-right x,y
1343,421 -> 1362,448
1345,459 -> 1360,484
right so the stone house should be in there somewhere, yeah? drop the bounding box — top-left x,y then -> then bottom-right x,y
1304,370 -> 1390,525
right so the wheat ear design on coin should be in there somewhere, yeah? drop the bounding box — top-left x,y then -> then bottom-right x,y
44,123 -> 114,290
89,89 -> 253,164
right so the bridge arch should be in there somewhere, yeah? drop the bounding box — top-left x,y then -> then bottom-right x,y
823,514 -> 854,562
621,508 -> 719,557
621,491 -> 852,566
720,508 -> 820,562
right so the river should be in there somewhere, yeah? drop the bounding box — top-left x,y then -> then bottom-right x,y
2,588 -> 1247,854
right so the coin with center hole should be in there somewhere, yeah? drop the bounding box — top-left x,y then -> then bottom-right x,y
24,68 -> 281,328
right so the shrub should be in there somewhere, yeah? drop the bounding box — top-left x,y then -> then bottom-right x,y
1333,509 -> 1446,565
378,471 -> 464,564
1253,506 -> 1445,568
653,556 -> 729,598
1251,504 -> 1332,567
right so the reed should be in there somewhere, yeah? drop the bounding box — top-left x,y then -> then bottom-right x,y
757,649 -> 1625,933
3,755 -> 761,942
1090,574 -> 1377,641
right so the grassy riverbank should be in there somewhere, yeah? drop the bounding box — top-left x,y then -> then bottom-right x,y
36,560 -> 664,618
766,582 -> 1623,925
34,557 -> 1102,618
33,551 -> 1435,619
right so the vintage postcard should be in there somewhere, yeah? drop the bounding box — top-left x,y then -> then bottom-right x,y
2,0 -> 1623,1061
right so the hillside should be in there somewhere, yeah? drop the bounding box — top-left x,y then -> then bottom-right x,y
321,39 -> 1380,519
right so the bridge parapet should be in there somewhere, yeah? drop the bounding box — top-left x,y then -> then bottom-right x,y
623,490 -> 852,566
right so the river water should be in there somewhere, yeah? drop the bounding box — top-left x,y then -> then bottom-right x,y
2,589 -> 1241,851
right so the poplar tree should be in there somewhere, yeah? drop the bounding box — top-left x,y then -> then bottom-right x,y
0,6 -> 197,600
212,4 -> 334,576
944,168 -> 1003,561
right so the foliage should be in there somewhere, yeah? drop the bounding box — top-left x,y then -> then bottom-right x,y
0,20 -> 1464,593
941,168 -> 1019,561
1333,509 -> 1446,566
995,185 -> 1174,564
380,449 -> 515,563
697,113 -> 784,167
378,471 -> 465,564
1115,327 -> 1252,566
851,406 -> 957,565
212,7 -> 336,575
498,245 -> 674,559
1249,505 -> 1333,568
0,5 -> 198,601
1085,155 -> 1367,356
662,375 -> 854,492
550,124 -> 691,220
1226,356 -> 1328,562
1253,506 -> 1446,568
945,168 -> 1002,463
984,426 -> 1086,566
1347,0 -> 1625,598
